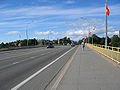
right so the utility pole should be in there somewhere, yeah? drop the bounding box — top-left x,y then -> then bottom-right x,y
105,0 -> 108,48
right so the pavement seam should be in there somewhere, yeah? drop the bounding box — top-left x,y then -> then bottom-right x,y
50,46 -> 79,90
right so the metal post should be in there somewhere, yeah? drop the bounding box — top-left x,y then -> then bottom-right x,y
88,24 -> 90,43
26,25 -> 29,46
105,0 -> 108,48
92,34 -> 93,44
48,34 -> 49,40
26,20 -> 34,46
92,29 -> 93,44
88,36 -> 89,43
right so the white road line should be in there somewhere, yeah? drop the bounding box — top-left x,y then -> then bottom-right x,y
41,54 -> 45,55
11,47 -> 76,90
12,62 -> 19,65
51,46 -> 79,90
30,57 -> 35,59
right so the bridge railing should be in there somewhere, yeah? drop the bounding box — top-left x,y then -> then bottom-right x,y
87,44 -> 120,64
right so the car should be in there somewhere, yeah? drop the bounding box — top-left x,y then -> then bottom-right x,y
47,43 -> 54,48
71,43 -> 75,47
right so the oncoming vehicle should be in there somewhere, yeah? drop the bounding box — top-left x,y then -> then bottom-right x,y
47,43 -> 54,48
71,43 -> 75,47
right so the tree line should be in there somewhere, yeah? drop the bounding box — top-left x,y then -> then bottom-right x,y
0,37 -> 73,48
1,34 -> 119,48
0,38 -> 38,48
79,34 -> 120,47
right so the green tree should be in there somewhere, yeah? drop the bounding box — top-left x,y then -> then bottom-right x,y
5,43 -> 10,48
16,40 -> 21,46
0,42 -> 5,48
89,37 -> 92,44
100,37 -> 105,45
21,39 -> 27,46
78,40 -> 82,44
111,35 -> 120,47
107,36 -> 111,46
63,37 -> 67,45
67,38 -> 71,44
28,38 -> 38,46
92,34 -> 101,44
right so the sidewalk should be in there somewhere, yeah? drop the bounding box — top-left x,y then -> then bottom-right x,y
56,46 -> 120,90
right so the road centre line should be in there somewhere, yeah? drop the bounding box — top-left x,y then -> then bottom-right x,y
13,62 -> 19,64
11,47 -> 76,90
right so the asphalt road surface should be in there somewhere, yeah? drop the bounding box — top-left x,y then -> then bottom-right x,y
0,46 -> 77,90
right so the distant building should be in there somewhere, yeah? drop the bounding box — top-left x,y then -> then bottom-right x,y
18,42 -> 22,47
11,42 -> 17,46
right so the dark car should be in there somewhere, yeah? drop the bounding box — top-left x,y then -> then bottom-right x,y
71,43 -> 75,47
47,43 -> 54,48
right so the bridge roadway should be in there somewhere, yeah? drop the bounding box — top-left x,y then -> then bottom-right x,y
1,45 -> 120,90
0,46 -> 77,90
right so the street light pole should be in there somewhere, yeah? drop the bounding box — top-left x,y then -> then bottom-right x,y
26,20 -> 34,46
26,24 -> 29,46
105,0 -> 108,48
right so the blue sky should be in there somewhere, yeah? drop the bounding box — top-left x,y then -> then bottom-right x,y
0,0 -> 120,43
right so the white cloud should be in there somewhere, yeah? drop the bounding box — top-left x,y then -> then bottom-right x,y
0,3 -> 120,41
7,31 -> 20,35
64,23 -> 119,40
65,29 -> 84,36
33,37 -> 38,39
108,31 -> 119,36
91,24 -> 119,37
0,3 -> 119,29
66,18 -> 104,26
34,31 -> 61,36
34,23 -> 119,41
64,0 -> 75,4
1,3 -> 120,21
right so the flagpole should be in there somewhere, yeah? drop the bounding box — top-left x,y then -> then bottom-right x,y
105,0 -> 108,48
88,24 -> 90,43
92,30 -> 93,44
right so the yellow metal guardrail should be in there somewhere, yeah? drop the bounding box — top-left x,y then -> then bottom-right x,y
87,44 -> 120,64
